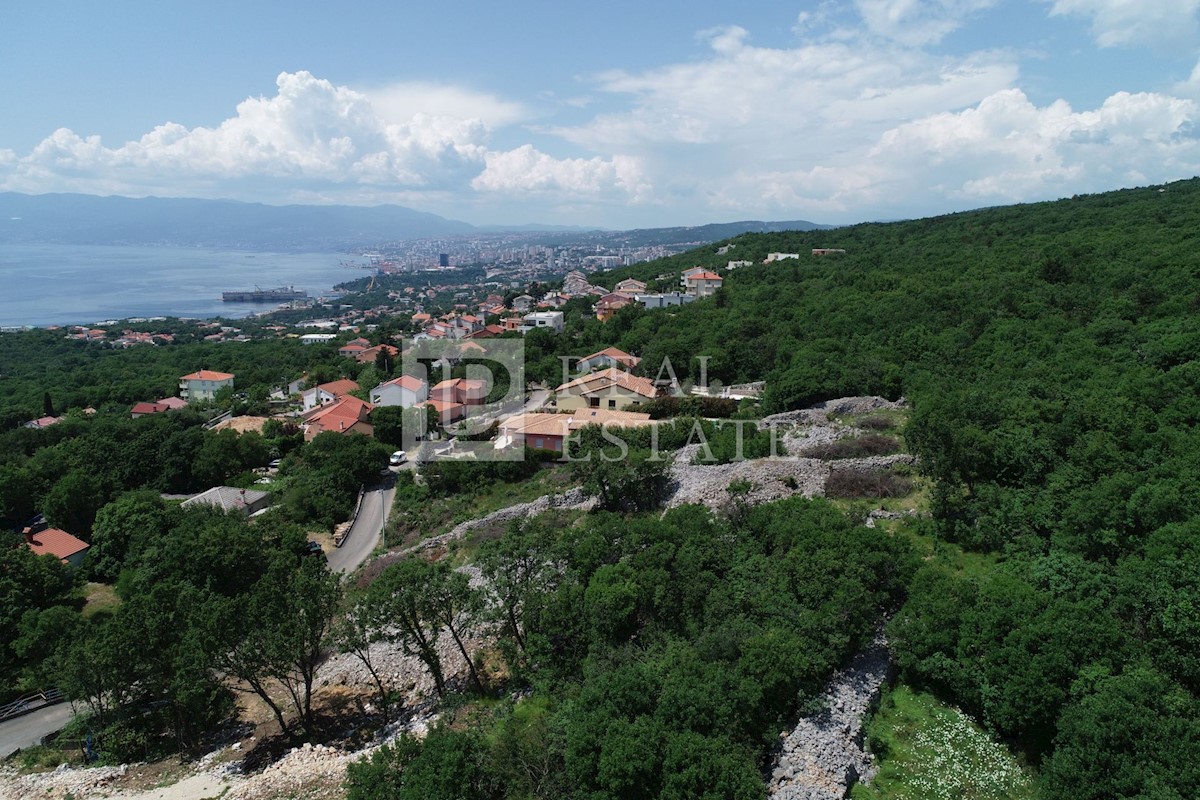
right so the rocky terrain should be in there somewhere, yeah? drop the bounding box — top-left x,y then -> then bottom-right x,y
768,629 -> 892,800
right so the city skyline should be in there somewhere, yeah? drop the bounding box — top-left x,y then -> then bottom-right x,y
4,0 -> 1200,228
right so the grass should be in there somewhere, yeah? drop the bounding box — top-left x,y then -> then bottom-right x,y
81,581 -> 122,618
386,464 -> 580,549
853,684 -> 1039,800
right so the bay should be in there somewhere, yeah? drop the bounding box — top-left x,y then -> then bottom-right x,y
0,244 -> 368,327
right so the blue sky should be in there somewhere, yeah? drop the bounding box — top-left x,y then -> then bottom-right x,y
3,0 -> 1200,228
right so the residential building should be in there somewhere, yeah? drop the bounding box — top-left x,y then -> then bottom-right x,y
179,370 -> 235,402
637,292 -> 694,309
684,271 -> 723,298
764,252 -> 801,262
299,333 -> 337,345
181,486 -> 271,516
22,416 -> 61,430
520,311 -> 565,334
554,367 -> 661,411
431,378 -> 488,406
593,293 -> 633,322
512,294 -> 535,312
577,347 -> 641,372
23,526 -> 90,569
497,408 -> 653,453
614,278 -> 647,294
370,375 -> 429,408
301,395 -> 375,440
301,379 -> 360,412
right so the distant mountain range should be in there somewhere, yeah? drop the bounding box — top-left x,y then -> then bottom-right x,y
0,192 -> 830,250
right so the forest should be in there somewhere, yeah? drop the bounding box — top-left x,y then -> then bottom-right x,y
4,178 -> 1200,797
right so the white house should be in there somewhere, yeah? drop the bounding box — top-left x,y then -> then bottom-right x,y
301,379 -> 360,412
370,375 -> 429,408
764,253 -> 800,263
300,333 -> 337,345
520,311 -> 565,334
178,370 -> 235,402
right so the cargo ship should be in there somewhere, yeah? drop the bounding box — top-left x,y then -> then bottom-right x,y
221,286 -> 308,302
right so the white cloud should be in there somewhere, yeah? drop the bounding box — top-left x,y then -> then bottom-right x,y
0,71 -> 500,200
1046,0 -> 1200,47
361,82 -> 527,128
854,0 -> 998,46
472,145 -> 649,201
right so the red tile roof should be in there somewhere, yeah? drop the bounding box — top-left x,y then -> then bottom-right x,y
25,528 -> 89,562
181,370 -> 235,381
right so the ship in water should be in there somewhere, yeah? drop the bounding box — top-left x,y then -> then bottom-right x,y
221,285 -> 308,303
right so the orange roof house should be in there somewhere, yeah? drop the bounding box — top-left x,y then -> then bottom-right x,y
554,367 -> 661,412
179,370 -> 235,402
577,347 -> 642,372
24,527 -> 90,568
301,396 -> 374,440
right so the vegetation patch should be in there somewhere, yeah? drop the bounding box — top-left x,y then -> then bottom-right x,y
854,684 -> 1038,800
801,434 -> 900,460
826,468 -> 914,499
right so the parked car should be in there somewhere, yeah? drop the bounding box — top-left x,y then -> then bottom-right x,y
389,450 -> 407,466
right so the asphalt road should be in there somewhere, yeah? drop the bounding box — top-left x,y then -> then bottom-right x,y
0,702 -> 74,759
327,480 -> 396,575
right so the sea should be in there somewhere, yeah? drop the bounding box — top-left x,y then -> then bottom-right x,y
0,244 -> 368,328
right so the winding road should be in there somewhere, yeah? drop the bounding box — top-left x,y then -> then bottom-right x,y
327,480 -> 396,575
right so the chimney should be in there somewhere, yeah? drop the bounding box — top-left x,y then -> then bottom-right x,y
22,526 -> 34,544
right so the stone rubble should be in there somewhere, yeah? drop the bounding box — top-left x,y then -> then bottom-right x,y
768,629 -> 891,800
400,486 -> 595,556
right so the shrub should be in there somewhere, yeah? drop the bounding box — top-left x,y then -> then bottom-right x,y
801,434 -> 900,460
825,468 -> 913,498
857,415 -> 897,431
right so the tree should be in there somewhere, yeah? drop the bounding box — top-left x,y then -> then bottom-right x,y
208,553 -> 341,740
333,588 -> 396,724
478,518 -> 558,654
368,559 -> 448,697
88,490 -> 176,582
43,469 -> 110,536
423,563 -> 486,694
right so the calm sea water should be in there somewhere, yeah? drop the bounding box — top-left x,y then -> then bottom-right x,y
0,244 -> 368,327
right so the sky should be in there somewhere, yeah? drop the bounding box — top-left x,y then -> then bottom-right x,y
3,0 -> 1200,228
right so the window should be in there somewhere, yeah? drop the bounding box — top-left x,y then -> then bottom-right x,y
589,397 -> 600,408
608,399 -> 617,409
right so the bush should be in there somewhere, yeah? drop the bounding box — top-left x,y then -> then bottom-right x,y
801,434 -> 900,460
857,415 -> 897,431
825,468 -> 913,498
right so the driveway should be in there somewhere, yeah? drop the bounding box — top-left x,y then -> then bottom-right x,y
0,702 -> 74,759
326,480 -> 396,575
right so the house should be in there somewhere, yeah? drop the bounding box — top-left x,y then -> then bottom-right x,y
420,398 -> 466,426
684,271 -> 723,298
23,526 -> 90,569
23,416 -> 61,430
562,270 -> 591,294
301,396 -> 374,440
577,347 -> 641,372
540,292 -> 570,308
370,375 -> 429,408
301,379 -> 361,412
764,252 -> 801,263
614,278 -> 647,294
300,333 -> 337,345
554,367 -> 661,411
181,486 -> 271,516
520,311 -> 565,334
131,401 -> 170,418
637,292 -> 695,309
502,316 -> 525,332
512,294 -> 535,312
680,267 -> 708,288
355,343 -> 400,365
593,293 -> 633,322
431,378 -> 488,406
338,338 -> 371,357
179,370 -> 235,402
497,409 -> 653,453
727,260 -> 753,269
